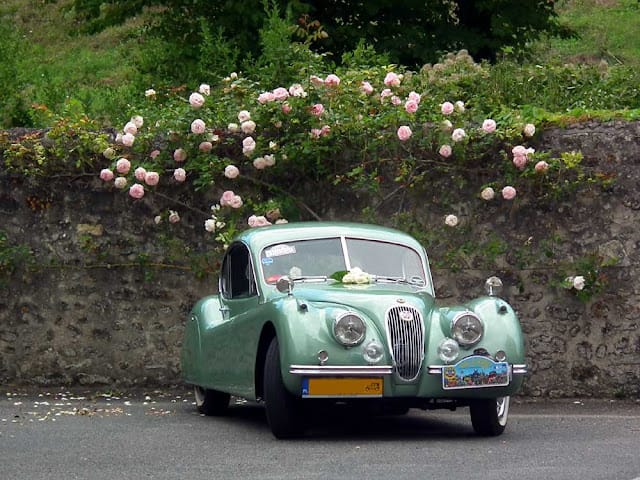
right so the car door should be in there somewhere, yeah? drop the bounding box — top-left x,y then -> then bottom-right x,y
201,242 -> 262,398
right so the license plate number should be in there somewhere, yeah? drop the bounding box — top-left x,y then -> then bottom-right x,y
442,355 -> 510,390
302,377 -> 383,398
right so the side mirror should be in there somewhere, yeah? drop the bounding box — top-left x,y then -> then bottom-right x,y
276,276 -> 294,295
484,276 -> 503,296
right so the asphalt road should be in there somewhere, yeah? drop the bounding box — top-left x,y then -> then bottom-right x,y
1,387 -> 639,480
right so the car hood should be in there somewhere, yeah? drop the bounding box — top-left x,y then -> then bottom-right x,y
278,282 -> 436,318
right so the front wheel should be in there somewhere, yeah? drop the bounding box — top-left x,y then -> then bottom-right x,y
264,338 -> 304,439
469,396 -> 510,436
194,386 -> 230,416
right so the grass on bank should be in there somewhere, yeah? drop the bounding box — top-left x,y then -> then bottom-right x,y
1,0 -> 640,129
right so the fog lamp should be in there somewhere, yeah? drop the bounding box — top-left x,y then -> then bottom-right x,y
363,341 -> 384,364
437,338 -> 460,363
495,350 -> 507,362
317,350 -> 329,365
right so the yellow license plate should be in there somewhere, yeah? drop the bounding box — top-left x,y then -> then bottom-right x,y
301,377 -> 383,398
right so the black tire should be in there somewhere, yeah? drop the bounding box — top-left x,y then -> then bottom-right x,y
469,396 -> 510,436
194,385 -> 230,416
264,338 -> 304,439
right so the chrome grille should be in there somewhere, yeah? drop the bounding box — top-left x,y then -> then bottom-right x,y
386,305 -> 424,381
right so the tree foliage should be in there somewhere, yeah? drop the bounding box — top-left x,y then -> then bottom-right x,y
67,0 -> 570,80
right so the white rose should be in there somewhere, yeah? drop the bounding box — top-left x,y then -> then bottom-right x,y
573,276 -> 586,290
481,187 -> 495,201
204,219 -> 216,232
445,214 -> 459,227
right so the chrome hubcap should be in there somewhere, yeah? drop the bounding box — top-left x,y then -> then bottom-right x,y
496,396 -> 510,426
194,386 -> 205,406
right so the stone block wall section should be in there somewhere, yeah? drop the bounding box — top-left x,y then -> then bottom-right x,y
0,121 -> 639,397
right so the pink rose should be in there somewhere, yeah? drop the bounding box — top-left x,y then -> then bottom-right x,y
502,186 -> 517,200
272,87 -> 289,101
242,137 -> 256,155
360,81 -> 374,95
441,102 -> 454,115
408,91 -> 421,103
134,167 -> 147,181
114,177 -> 127,189
535,161 -> 549,173
309,75 -> 324,87
220,190 -> 236,206
310,128 -> 322,139
191,119 -> 206,134
310,104 -> 324,116
199,83 -> 210,96
324,74 -> 340,86
513,156 -> 527,170
248,215 -> 271,227
199,141 -> 213,152
237,110 -> 251,122
173,168 -> 186,182
321,125 -> 331,136
229,195 -> 243,209
173,148 -> 187,162
258,91 -> 275,103
149,149 -> 160,159
405,99 -> 419,114
123,121 -> 137,135
380,88 -> 392,100
439,144 -> 452,158
144,171 -> 159,186
224,165 -> 240,179
116,158 -> 131,174
288,84 -> 306,97
397,126 -> 412,141
512,145 -> 527,157
241,120 -> 256,134
384,72 -> 401,86
100,169 -> 114,182
391,95 -> 402,106
189,92 -> 205,108
253,157 -> 267,169
482,119 -> 497,133
281,103 -> 292,114
168,210 -> 180,223
129,183 -> 145,199
121,133 -> 135,147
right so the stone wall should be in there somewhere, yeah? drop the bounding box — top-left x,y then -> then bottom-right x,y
1,121 -> 639,397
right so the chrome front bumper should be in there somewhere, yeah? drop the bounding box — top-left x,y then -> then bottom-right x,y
289,365 -> 394,376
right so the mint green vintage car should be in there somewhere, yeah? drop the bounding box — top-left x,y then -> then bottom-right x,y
181,222 -> 527,438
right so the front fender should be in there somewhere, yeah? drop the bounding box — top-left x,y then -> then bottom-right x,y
180,295 -> 222,385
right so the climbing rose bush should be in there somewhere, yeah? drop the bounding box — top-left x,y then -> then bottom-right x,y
96,61 -> 569,245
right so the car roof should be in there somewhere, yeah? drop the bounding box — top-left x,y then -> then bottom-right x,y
234,221 -> 425,253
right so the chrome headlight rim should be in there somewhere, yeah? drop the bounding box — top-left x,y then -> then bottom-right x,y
451,311 -> 484,347
333,312 -> 366,347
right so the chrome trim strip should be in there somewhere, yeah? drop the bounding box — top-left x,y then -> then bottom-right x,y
512,364 -> 528,374
428,363 -> 528,375
289,365 -> 393,376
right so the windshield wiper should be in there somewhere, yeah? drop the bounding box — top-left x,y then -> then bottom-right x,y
291,275 -> 328,283
372,275 -> 425,286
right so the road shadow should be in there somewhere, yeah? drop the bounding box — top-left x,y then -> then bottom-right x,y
187,400 -> 480,440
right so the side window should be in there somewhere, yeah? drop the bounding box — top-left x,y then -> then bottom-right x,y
220,244 -> 257,299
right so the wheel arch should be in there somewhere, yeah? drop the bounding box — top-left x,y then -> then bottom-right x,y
255,321 -> 277,400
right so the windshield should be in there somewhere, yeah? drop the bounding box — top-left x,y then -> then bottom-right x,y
260,237 -> 427,285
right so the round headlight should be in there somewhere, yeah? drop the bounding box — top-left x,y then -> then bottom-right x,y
334,312 -> 366,346
363,340 -> 384,364
437,338 -> 460,363
451,312 -> 484,346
